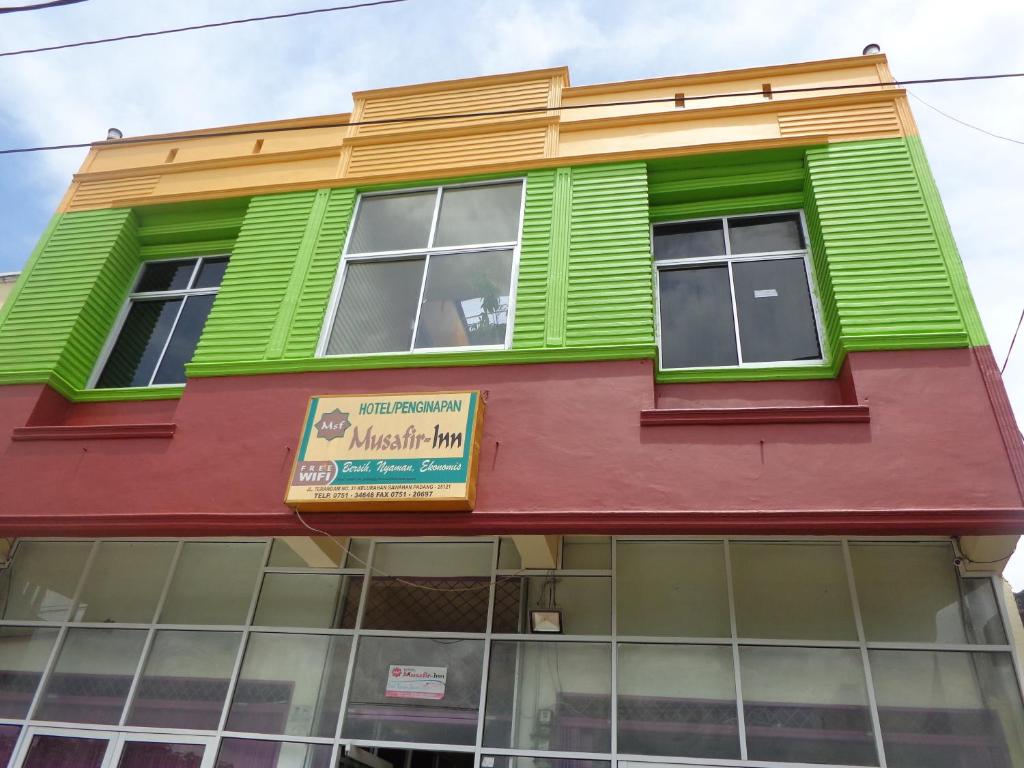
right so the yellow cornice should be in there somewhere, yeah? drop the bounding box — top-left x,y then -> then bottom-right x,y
87,134 -> 832,212
353,66 -> 570,99
563,54 -> 890,97
559,89 -> 906,134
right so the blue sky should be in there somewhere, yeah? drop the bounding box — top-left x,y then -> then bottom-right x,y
2,0 -> 1024,576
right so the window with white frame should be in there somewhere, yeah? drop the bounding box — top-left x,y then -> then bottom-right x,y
320,181 -> 524,356
654,212 -> 823,370
91,256 -> 228,389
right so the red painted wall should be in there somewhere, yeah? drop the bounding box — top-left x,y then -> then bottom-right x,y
1,348 -> 1022,536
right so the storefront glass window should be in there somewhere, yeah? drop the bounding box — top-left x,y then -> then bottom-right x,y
159,542 -> 264,625
617,643 -> 738,759
870,649 -> 1024,768
34,627 -> 147,724
253,573 -> 362,629
740,646 -> 876,765
0,536 -> 1019,768
215,738 -> 334,768
616,541 -> 729,637
731,542 -> 857,640
483,641 -> 611,753
492,576 -> 611,635
0,541 -> 92,622
126,630 -> 241,730
851,542 -> 1007,644
0,627 -> 59,718
344,636 -> 484,745
73,541 -> 176,624
226,633 -> 351,738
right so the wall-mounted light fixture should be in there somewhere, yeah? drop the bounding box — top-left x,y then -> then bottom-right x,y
862,43 -> 881,55
529,609 -> 563,634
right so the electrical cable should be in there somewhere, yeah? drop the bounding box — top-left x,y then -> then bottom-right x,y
0,0 -> 410,57
1001,305 -> 1024,374
910,91 -> 1024,146
4,71 -> 1024,157
0,0 -> 87,13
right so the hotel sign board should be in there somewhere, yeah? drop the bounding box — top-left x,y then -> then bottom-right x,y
286,391 -> 484,511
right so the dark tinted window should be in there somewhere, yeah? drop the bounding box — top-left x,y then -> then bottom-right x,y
134,259 -> 197,292
728,213 -> 804,254
732,258 -> 820,363
654,220 -> 726,260
151,293 -> 217,384
97,299 -> 182,388
658,265 -> 738,368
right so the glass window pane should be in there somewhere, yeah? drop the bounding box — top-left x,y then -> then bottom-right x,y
433,182 -> 523,247
414,249 -> 513,349
654,220 -> 726,260
160,542 -> 264,625
118,741 -> 205,768
73,541 -> 176,623
151,293 -> 216,385
96,298 -> 182,388
21,734 -> 108,768
732,258 -> 820,363
617,643 -> 738,759
363,542 -> 492,632
485,758 -> 608,768
343,636 -> 484,745
484,641 -> 611,752
658,265 -> 737,369
497,538 -> 522,570
741,646 -> 876,765
127,629 -> 241,729
728,213 -> 804,254
731,542 -> 857,640
226,633 -> 351,738
616,541 -> 729,637
253,573 -> 362,629
349,191 -> 436,254
871,650 -> 1024,768
851,543 -> 1005,643
193,256 -> 229,288
135,259 -> 197,292
268,537 -> 342,568
0,725 -> 18,768
35,627 -> 147,724
0,541 -> 91,621
326,258 -> 424,355
492,576 -> 610,635
0,627 -> 60,717
216,739 -> 333,768
561,536 -> 611,569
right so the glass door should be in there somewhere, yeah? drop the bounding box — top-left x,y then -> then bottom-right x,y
14,727 -> 116,768
12,728 -> 216,768
109,733 -> 216,768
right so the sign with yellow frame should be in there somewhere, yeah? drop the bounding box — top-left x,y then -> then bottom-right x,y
286,391 -> 484,511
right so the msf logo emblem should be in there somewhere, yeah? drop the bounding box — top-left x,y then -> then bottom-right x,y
314,408 -> 351,441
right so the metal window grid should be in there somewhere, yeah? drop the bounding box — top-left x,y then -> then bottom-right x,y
0,535 -> 1020,768
652,211 -> 828,373
316,179 -> 528,359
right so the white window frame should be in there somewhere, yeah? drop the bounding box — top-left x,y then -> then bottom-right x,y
316,178 -> 527,358
9,726 -> 217,768
653,210 -> 827,372
87,255 -> 229,390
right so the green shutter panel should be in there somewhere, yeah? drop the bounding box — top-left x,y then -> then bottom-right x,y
0,208 -> 139,388
510,168 -> 556,350
805,139 -> 969,350
565,162 -> 654,348
191,191 -> 317,365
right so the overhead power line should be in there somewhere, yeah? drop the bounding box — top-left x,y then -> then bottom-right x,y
1002,307 -> 1024,374
0,0 -> 86,13
3,71 -> 1024,156
0,0 -> 409,57
910,92 -> 1024,146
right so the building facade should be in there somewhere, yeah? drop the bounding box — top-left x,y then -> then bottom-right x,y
0,53 -> 1023,768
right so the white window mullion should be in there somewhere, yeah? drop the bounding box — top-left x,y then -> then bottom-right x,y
725,260 -> 744,365
408,255 -> 431,352
145,294 -> 190,387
